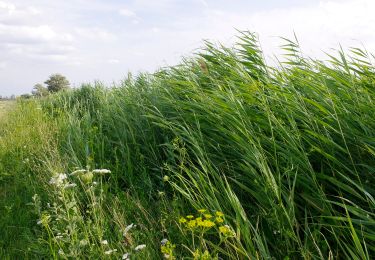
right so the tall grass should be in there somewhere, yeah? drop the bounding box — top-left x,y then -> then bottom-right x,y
1,32 -> 374,259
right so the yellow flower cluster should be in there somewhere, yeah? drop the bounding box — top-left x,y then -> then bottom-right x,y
219,225 -> 235,237
178,209 -> 227,231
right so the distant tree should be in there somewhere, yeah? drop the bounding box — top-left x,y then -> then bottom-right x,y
10,94 -> 15,100
20,93 -> 32,99
44,74 -> 70,93
32,83 -> 49,97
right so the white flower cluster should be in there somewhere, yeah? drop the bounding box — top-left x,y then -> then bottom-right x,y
92,169 -> 111,175
49,173 -> 67,187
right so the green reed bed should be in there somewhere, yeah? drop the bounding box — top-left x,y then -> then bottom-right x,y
1,32 -> 374,259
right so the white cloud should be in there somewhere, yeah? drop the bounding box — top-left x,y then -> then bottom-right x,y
74,27 -> 116,42
193,0 -> 375,60
119,8 -> 136,17
0,1 -> 15,14
107,59 -> 120,64
1,0 -> 375,97
0,24 -> 73,43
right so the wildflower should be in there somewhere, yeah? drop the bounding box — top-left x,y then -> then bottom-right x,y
219,225 -> 235,237
135,244 -> 146,251
123,223 -> 135,236
70,169 -> 86,176
122,253 -> 130,259
93,181 -> 98,185
198,220 -> 215,228
101,240 -> 108,245
49,173 -> 67,186
64,183 -> 77,189
179,217 -> 187,224
79,239 -> 89,246
58,249 -> 64,255
204,214 -> 212,219
104,249 -> 117,255
186,215 -> 194,219
161,238 -> 168,246
187,220 -> 196,228
215,217 -> 224,223
198,209 -> 206,213
215,211 -> 224,217
163,175 -> 170,182
92,169 -> 111,175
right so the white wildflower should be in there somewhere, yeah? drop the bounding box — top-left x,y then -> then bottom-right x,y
93,181 -> 98,185
92,169 -> 111,175
123,223 -> 135,236
58,249 -> 64,255
101,240 -> 108,245
79,239 -> 89,246
64,183 -> 77,189
164,254 -> 170,259
49,173 -> 67,186
104,249 -> 117,255
36,220 -> 42,225
122,253 -> 130,259
134,244 -> 146,251
161,238 -> 168,246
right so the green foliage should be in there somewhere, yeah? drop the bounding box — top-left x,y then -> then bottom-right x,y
32,83 -> 49,97
44,74 -> 70,93
1,32 -> 375,259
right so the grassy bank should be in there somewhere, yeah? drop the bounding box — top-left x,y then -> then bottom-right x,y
1,32 -> 374,259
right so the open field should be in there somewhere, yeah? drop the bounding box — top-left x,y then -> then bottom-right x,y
1,33 -> 374,259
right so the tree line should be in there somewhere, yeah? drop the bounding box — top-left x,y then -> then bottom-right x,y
21,74 -> 70,99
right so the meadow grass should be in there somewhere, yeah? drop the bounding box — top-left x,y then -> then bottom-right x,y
0,100 -> 14,119
1,32 -> 374,259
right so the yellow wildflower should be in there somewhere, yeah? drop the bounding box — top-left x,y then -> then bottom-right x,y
187,220 -> 197,228
204,214 -> 213,219
186,215 -> 194,219
215,211 -> 224,217
219,225 -> 235,237
200,220 -> 215,228
198,209 -> 206,213
179,217 -> 187,224
215,217 -> 224,223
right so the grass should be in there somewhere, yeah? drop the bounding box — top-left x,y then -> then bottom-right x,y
0,32 -> 374,259
0,100 -> 14,119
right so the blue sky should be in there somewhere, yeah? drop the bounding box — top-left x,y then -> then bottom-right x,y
1,0 -> 375,96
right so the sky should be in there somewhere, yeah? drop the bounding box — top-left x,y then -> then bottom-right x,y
1,0 -> 375,96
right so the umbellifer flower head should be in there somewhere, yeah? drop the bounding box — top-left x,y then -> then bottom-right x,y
134,244 -> 146,251
104,249 -> 117,255
92,169 -> 111,175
